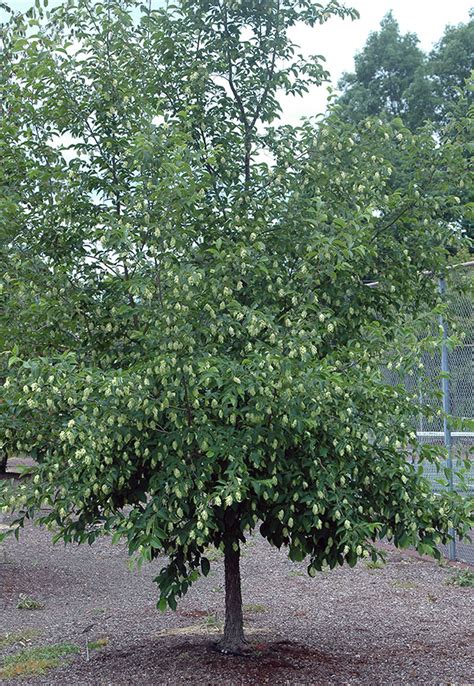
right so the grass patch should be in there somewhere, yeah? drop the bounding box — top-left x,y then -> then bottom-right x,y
392,580 -> 417,590
0,630 -> 41,649
243,603 -> 266,614
445,569 -> 474,588
201,614 -> 222,629
0,643 -> 80,680
16,594 -> 44,610
157,614 -> 222,637
365,560 -> 385,570
157,620 -> 263,638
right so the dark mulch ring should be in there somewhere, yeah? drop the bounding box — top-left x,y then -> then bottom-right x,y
0,518 -> 472,685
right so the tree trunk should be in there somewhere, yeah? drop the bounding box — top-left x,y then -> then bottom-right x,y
219,538 -> 246,654
0,452 -> 7,474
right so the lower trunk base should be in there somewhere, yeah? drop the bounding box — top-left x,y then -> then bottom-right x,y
215,637 -> 249,656
221,533 -> 246,655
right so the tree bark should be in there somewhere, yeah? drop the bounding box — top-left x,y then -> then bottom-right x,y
0,452 -> 7,474
219,538 -> 246,654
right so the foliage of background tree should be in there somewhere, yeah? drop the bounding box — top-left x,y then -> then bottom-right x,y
0,0 -> 472,653
337,12 -> 428,130
426,10 -> 474,127
337,10 -> 474,130
336,11 -> 474,244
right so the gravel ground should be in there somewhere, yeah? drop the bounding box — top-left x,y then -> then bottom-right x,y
0,518 -> 473,685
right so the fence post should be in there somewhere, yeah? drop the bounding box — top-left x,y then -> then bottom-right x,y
439,276 -> 456,561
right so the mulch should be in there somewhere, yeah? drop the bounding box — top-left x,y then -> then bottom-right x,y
0,517 -> 472,685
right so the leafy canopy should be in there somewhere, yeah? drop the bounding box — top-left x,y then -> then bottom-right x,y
0,0 -> 472,612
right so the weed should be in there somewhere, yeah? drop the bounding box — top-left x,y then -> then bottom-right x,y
445,569 -> 474,588
87,637 -> 109,651
0,643 -> 80,680
202,614 -> 222,629
16,594 -> 44,610
427,593 -> 438,602
392,580 -> 417,590
365,560 -> 385,570
0,630 -> 41,649
288,570 -> 305,577
243,603 -> 266,614
204,546 -> 224,562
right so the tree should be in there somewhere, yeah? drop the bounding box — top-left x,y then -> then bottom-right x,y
336,12 -> 431,130
0,0 -> 471,654
336,12 -> 474,245
427,11 -> 474,127
425,15 -> 474,245
337,11 -> 474,131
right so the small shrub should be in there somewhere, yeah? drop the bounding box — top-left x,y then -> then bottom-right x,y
445,569 -> 474,588
16,594 -> 44,610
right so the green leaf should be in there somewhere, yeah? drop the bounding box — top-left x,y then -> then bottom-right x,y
288,546 -> 305,562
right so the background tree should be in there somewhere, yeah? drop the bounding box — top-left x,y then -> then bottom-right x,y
336,11 -> 473,245
427,10 -> 474,127
337,10 -> 474,130
336,12 -> 430,130
0,0 -> 471,655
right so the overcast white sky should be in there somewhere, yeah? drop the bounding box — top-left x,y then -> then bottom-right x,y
5,0 -> 473,123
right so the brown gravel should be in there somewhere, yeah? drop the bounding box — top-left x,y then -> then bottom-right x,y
0,519 -> 473,685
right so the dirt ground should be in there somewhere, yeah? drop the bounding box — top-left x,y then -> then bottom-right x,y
0,517 -> 472,685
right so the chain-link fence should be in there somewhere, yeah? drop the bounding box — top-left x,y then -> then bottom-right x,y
408,264 -> 473,564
